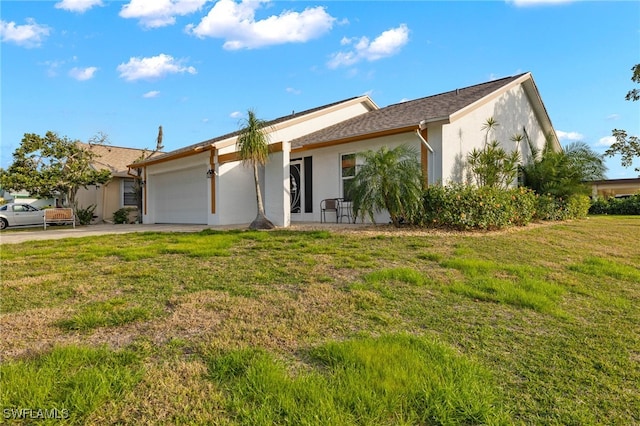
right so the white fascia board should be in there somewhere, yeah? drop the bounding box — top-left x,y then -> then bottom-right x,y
521,77 -> 561,152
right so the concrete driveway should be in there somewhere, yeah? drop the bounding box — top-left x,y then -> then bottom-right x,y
0,223 -> 247,245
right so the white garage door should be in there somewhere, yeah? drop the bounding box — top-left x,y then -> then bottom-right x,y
153,166 -> 208,224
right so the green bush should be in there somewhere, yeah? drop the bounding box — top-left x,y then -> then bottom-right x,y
589,197 -> 609,215
75,204 -> 96,225
113,208 -> 131,224
421,184 -> 536,230
566,194 -> 591,219
535,194 -> 591,221
589,194 -> 640,215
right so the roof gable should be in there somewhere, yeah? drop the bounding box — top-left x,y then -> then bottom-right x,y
290,73 -> 530,149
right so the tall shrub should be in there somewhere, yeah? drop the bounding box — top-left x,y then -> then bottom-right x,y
351,145 -> 423,227
467,118 -> 520,189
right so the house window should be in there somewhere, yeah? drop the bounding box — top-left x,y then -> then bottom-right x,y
341,153 -> 356,201
123,178 -> 137,206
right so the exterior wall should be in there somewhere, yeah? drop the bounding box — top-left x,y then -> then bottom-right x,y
215,100 -> 373,153
591,179 -> 640,198
216,160 -> 262,226
441,84 -> 548,185
269,102 -> 373,144
291,133 -> 422,224
264,141 -> 291,227
76,177 -> 131,223
75,186 -> 100,219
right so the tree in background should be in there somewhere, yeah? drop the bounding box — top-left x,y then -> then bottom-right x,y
467,118 -> 520,188
130,125 -> 165,223
236,109 -> 275,230
605,64 -> 640,174
521,139 -> 606,198
0,131 -> 111,207
350,144 -> 423,227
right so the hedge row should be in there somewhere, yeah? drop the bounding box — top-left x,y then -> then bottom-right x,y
589,195 -> 640,215
418,184 -> 590,231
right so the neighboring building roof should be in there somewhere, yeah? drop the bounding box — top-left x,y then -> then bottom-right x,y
290,73 -> 529,149
80,143 -> 164,177
588,178 -> 640,185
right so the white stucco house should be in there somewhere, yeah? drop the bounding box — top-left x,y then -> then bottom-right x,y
130,72 -> 559,227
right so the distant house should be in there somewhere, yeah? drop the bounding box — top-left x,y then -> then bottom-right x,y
131,72 -> 559,227
590,178 -> 640,199
76,144 -> 163,223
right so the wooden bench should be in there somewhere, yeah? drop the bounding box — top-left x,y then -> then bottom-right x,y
44,208 -> 75,230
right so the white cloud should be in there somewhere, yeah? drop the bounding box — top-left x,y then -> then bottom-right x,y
120,0 -> 208,29
42,59 -> 65,77
327,24 -> 409,69
143,90 -> 161,98
229,111 -> 243,119
597,136 -> 616,147
606,113 -> 620,121
117,53 -> 197,81
0,18 -> 51,48
286,87 -> 301,95
55,0 -> 104,13
69,66 -> 98,81
187,0 -> 335,50
507,0 -> 573,6
556,130 -> 584,141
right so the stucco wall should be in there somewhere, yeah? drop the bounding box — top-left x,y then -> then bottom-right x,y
441,84 -> 548,185
76,177 -> 129,223
292,133 -> 422,224
216,160 -> 263,226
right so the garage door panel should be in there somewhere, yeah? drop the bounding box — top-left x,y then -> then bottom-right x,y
153,167 -> 207,224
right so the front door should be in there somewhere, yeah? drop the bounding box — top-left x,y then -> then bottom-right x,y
290,161 -> 302,214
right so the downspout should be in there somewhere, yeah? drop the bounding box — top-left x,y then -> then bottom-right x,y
415,123 -> 434,186
415,129 -> 434,153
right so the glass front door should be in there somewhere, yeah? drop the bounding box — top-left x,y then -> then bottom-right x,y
290,161 -> 302,214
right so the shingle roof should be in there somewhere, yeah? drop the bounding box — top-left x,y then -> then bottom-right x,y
80,143 -> 164,176
290,73 -> 527,149
142,96 -> 364,164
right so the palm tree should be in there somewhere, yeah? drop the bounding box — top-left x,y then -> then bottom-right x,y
467,118 -> 520,188
350,144 -> 423,227
236,109 -> 275,230
521,139 -> 606,198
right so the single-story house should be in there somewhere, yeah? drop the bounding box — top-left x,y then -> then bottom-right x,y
76,144 -> 163,223
590,178 -> 640,199
131,72 -> 560,227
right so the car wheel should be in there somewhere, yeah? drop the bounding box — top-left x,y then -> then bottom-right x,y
0,218 -> 7,230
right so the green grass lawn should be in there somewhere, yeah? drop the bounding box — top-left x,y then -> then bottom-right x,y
1,216 -> 639,425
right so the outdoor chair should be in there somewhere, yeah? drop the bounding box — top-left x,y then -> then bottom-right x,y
320,198 -> 340,223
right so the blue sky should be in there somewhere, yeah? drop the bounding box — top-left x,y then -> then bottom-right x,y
2,0 -> 639,178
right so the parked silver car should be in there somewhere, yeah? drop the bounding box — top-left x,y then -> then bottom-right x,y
0,203 -> 45,230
